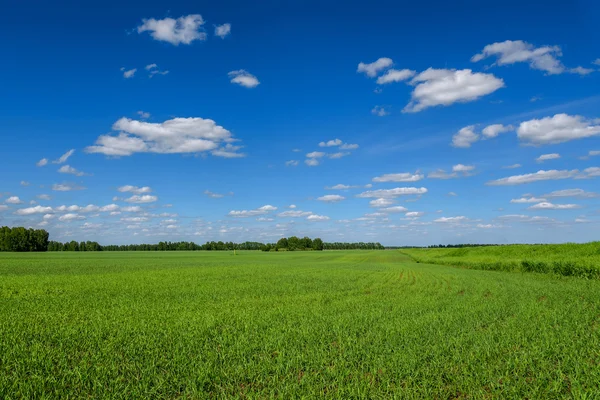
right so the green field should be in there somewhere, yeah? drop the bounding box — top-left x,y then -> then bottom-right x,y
1,251 -> 600,398
402,242 -> 600,278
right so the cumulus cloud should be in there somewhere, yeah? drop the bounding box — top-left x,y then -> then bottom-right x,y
471,40 -> 566,74
138,111 -> 150,119
429,165 -> 474,179
125,195 -> 158,203
100,204 -> 120,212
146,64 -> 169,77
278,210 -> 313,218
118,185 -> 152,194
122,68 -> 136,79
482,124 -> 513,138
59,213 -> 85,221
317,195 -> 345,202
326,184 -> 356,190
372,172 -> 423,182
487,169 -> 579,185
20,181 -> 30,186
285,160 -> 299,167
451,125 -> 479,148
369,198 -> 395,208
340,143 -> 359,150
380,206 -> 408,213
306,151 -> 326,158
403,68 -> 504,113
357,187 -> 427,198
36,158 -> 48,167
536,153 -> 560,163
319,139 -> 342,147
228,70 -> 260,88
569,66 -> 594,75
376,69 -> 416,84
371,106 -> 389,116
328,152 -> 351,159
228,205 -> 277,218
528,202 -> 581,210
37,194 -> 51,200
405,211 -> 424,218
58,165 -> 87,176
452,164 -> 475,173
305,158 -> 320,167
434,216 -> 467,223
357,57 -> 393,77
5,196 -> 23,204
52,183 -> 85,191
307,214 -> 330,221
52,149 -> 75,164
510,196 -> 547,204
85,117 -> 241,157
543,189 -> 598,198
204,190 -> 226,198
15,206 -> 53,215
138,14 -> 206,45
214,23 -> 231,38
517,114 -> 600,145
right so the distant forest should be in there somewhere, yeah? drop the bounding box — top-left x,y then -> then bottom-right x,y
1,227 -> 384,252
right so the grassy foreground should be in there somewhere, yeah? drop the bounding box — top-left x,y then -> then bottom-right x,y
1,251 -> 599,398
401,242 -> 600,278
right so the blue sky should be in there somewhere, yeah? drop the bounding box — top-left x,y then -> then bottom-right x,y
1,0 -> 599,245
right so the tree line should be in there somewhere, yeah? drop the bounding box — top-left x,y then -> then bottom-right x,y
0,226 -> 49,252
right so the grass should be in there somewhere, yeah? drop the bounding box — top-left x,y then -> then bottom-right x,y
401,242 -> 600,279
1,250 -> 599,398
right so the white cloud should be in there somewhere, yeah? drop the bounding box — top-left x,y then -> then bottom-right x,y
144,64 -> 157,71
37,194 -> 51,200
211,143 -> 246,158
285,160 -> 299,167
228,70 -> 260,88
371,106 -> 389,116
125,195 -> 158,204
482,124 -> 513,138
380,206 -> 408,213
452,164 -> 475,173
543,189 -> 598,198
471,40 -> 565,74
15,206 -> 53,215
147,64 -> 169,77
86,117 -> 241,157
100,204 -> 120,212
306,151 -> 326,158
357,57 -> 393,77
137,111 -> 150,119
448,192 -> 457,196
569,66 -> 594,75
369,198 -> 395,208
517,114 -> 600,145
36,158 -> 48,167
583,167 -> 600,177
43,214 -> 54,220
118,185 -> 152,194
214,23 -> 231,38
5,196 -> 23,204
319,139 -> 342,147
52,149 -> 75,164
20,181 -> 30,186
59,213 -> 85,221
204,190 -> 225,198
434,216 -> 467,223
122,68 -> 136,79
594,59 -> 600,66
528,202 -> 580,210
357,187 -> 427,198
229,205 -> 277,218
428,170 -> 456,179
307,214 -> 330,221
327,184 -> 354,190
317,195 -> 345,202
487,169 -> 579,185
510,196 -> 547,203
305,158 -> 319,166
288,204 -> 296,209
405,211 -> 424,218
340,143 -> 359,150
503,164 -> 522,169
52,183 -> 85,191
372,172 -> 424,182
138,14 -> 206,45
376,69 -> 416,84
328,152 -> 350,159
536,153 -> 560,163
121,206 -> 142,212
477,224 -> 499,229
58,165 -> 87,176
121,217 -> 149,223
452,125 -> 479,148
278,210 -> 313,217
404,68 -> 504,113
